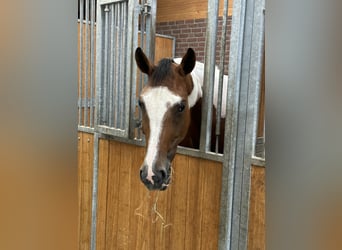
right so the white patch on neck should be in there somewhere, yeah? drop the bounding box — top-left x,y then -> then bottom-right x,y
173,58 -> 228,118
142,86 -> 182,183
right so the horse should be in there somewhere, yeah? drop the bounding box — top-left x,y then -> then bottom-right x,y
135,47 -> 227,190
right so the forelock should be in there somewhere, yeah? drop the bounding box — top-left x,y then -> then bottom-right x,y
150,58 -> 175,86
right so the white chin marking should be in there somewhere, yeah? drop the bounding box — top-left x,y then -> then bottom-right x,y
142,86 -> 182,181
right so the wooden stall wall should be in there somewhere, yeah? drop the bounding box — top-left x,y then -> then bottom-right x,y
79,135 -> 265,250
78,132 -> 94,250
157,0 -> 234,22
95,139 -> 222,250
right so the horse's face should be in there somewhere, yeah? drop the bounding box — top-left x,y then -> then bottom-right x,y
135,47 -> 196,190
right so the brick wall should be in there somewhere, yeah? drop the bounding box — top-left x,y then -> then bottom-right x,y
156,16 -> 232,74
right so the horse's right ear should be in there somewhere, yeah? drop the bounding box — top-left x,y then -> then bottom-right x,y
135,47 -> 154,76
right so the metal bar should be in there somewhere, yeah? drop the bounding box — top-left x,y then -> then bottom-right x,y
101,5 -> 110,125
78,0 -> 84,125
94,0 -> 103,128
215,0 -> 229,153
108,4 -> 115,127
121,2 -> 128,130
77,125 -> 95,134
112,4 -> 119,128
249,0 -> 265,159
146,0 -> 157,62
90,0 -> 95,127
200,0 -> 219,152
117,2 -> 123,129
218,0 -> 265,248
251,156 -> 265,167
236,0 -> 265,248
129,2 -> 140,139
218,0 -> 246,248
84,0 -> 89,126
137,5 -> 145,139
97,125 -> 126,137
90,132 -> 99,250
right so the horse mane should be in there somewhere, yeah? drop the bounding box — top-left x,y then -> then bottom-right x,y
150,58 -> 175,86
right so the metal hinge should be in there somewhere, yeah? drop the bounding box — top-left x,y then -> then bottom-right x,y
140,1 -> 151,15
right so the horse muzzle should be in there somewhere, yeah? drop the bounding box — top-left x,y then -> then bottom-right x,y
139,162 -> 172,191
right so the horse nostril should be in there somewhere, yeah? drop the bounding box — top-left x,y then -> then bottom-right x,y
159,169 -> 167,180
140,169 -> 145,181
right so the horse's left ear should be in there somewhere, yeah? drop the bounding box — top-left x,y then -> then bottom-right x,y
177,48 -> 196,76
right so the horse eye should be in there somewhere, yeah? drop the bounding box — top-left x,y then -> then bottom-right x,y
138,99 -> 145,110
177,102 -> 186,113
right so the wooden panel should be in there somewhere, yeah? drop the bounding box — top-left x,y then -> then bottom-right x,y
94,139 -> 223,249
157,0 -> 234,23
200,158 -> 222,249
248,166 -> 266,250
78,134 -> 265,250
155,36 -> 174,62
184,157 -> 202,250
77,132 -> 93,250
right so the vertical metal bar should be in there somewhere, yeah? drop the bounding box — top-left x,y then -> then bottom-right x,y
101,5 -> 110,125
90,0 -> 95,127
108,4 -> 114,127
137,4 -> 145,139
78,0 -> 84,126
215,0 -> 229,153
94,1 -> 103,128
117,3 -> 123,129
118,2 -> 125,129
114,3 -> 120,128
249,0 -> 265,159
218,0 -> 265,249
84,0 -> 89,126
129,1 -> 140,139
236,0 -> 265,249
121,2 -> 128,130
90,132 -> 99,250
200,0 -> 219,152
146,0 -> 157,62
218,0 -> 246,248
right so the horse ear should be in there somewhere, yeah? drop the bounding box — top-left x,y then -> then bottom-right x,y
177,48 -> 196,76
135,47 -> 154,75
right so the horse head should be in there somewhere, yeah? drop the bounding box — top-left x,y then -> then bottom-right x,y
135,47 -> 196,190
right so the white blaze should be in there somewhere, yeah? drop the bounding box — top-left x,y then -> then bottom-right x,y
142,86 -> 182,183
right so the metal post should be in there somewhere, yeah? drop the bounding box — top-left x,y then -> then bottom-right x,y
200,0 -> 219,152
90,132 -> 99,250
218,0 -> 265,248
